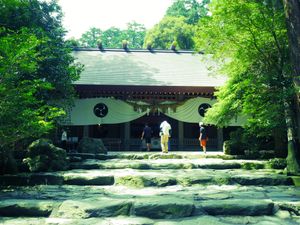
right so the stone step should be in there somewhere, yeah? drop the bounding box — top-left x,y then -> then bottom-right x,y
1,184 -> 299,223
0,200 -> 56,217
0,198 -> 276,218
68,152 -> 238,161
1,215 -> 299,225
1,183 -> 299,203
114,171 -> 294,187
106,152 -> 237,160
0,169 -> 294,187
1,152 -> 299,224
198,199 -> 274,216
1,196 -> 299,221
0,174 -> 64,186
0,173 -> 114,186
70,158 -> 268,170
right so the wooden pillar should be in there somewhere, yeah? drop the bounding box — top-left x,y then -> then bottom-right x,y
178,121 -> 184,150
83,125 -> 89,137
124,122 -> 130,150
217,128 -> 224,151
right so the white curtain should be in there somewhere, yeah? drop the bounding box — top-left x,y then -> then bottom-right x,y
65,97 -> 244,126
164,97 -> 216,123
68,97 -> 146,125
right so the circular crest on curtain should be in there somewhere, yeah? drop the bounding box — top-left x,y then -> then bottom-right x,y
94,103 -> 108,117
198,103 -> 211,117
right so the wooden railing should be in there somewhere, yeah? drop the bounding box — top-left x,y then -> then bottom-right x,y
183,138 -> 218,148
101,138 -> 218,151
102,138 -> 122,151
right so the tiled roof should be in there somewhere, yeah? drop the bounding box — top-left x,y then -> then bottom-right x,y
73,48 -> 227,87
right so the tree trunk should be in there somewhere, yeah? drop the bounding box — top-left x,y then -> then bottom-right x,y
283,0 -> 300,175
283,0 -> 300,137
273,130 -> 287,158
283,0 -> 300,82
284,100 -> 300,175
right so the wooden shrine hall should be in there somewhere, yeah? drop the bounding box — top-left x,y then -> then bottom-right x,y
63,48 -> 241,151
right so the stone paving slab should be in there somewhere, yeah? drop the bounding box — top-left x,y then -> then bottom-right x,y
63,173 -> 114,185
53,198 -> 132,219
0,199 -> 58,217
198,199 -> 274,216
0,174 -> 63,186
0,152 -> 299,224
106,151 -> 236,160
0,167 -> 294,187
2,184 -> 299,202
0,185 -> 299,218
68,151 -> 234,161
70,158 -> 266,170
0,197 -> 278,219
1,215 -> 299,225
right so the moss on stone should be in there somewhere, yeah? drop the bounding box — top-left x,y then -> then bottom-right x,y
0,200 -> 55,217
291,176 -> 300,187
149,154 -> 183,160
178,176 -> 212,186
130,163 -> 151,169
267,158 -> 287,169
182,163 -> 196,169
213,176 -> 230,185
151,177 -> 176,187
133,198 -> 194,219
241,162 -> 265,170
143,154 -> 150,159
115,176 -> 153,188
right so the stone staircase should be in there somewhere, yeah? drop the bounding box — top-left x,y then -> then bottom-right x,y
0,152 -> 300,225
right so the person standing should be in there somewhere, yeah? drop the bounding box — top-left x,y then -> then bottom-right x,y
61,129 -> 67,151
141,123 -> 152,151
160,121 -> 171,153
199,122 -> 208,153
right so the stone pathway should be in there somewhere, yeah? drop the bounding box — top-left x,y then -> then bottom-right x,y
0,151 -> 300,224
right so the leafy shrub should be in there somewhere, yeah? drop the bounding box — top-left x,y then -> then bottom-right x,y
224,128 -> 274,156
267,158 -> 287,169
242,162 -> 265,170
223,128 -> 247,155
23,139 -> 68,172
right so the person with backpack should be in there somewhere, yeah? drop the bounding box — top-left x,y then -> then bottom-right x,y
141,123 -> 153,151
199,122 -> 208,153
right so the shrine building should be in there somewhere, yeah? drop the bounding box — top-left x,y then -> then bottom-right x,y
63,47 -> 242,151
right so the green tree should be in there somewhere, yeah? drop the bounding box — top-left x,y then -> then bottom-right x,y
123,22 -> 146,49
166,0 -> 210,24
101,27 -> 125,48
195,0 -> 300,174
0,29 -> 62,142
144,16 -> 195,49
283,0 -> 300,86
144,0 -> 210,50
77,22 -> 146,49
0,0 -> 82,172
79,27 -> 102,47
0,29 -> 65,173
0,0 -> 81,104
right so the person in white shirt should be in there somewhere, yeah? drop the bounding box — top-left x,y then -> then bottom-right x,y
61,129 -> 67,150
159,121 -> 171,153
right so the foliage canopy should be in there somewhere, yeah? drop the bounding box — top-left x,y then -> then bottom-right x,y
78,22 -> 146,49
166,0 -> 210,24
144,16 -> 195,50
195,0 -> 294,139
0,0 -> 82,152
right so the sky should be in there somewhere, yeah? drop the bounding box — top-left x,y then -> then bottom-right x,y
58,0 -> 174,39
